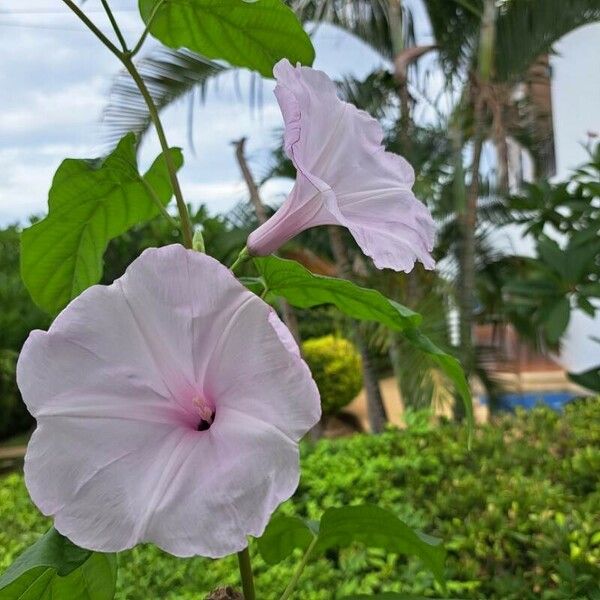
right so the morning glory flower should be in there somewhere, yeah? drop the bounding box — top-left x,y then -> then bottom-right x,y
248,59 -> 436,272
18,245 -> 320,558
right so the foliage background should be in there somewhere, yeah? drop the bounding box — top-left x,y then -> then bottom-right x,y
1,400 -> 598,600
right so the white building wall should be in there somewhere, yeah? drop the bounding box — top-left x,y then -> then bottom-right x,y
550,23 -> 600,372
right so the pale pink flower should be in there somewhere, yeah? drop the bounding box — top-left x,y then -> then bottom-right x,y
248,59 -> 436,272
18,245 -> 320,558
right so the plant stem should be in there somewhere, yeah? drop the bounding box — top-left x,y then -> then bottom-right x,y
61,0 -> 195,250
100,0 -> 129,52
237,547 -> 256,600
61,0 -> 122,60
279,537 -> 318,600
138,177 -> 179,228
130,0 -> 165,57
121,56 -> 194,248
230,247 -> 250,273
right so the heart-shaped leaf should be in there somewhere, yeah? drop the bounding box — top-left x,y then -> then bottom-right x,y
255,256 -> 473,443
316,505 -> 445,587
21,133 -> 183,315
0,528 -> 117,600
257,505 -> 446,587
139,0 -> 315,77
257,515 -> 318,564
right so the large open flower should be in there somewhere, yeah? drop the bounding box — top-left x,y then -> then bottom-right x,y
248,59 -> 436,272
17,245 -> 320,558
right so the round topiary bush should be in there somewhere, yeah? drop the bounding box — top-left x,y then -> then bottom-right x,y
302,335 -> 363,415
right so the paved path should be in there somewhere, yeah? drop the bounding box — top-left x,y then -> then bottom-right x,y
0,445 -> 26,460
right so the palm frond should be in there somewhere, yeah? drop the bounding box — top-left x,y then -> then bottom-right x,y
293,0 -> 416,61
421,0 -> 482,77
495,0 -> 600,82
337,69 -> 397,118
102,48 -> 227,146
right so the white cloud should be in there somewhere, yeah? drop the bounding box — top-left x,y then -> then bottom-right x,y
0,2 -> 386,229
0,78 -> 106,136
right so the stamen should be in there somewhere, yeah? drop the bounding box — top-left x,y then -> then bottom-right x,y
193,395 -> 214,432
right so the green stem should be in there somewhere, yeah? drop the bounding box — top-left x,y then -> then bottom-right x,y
61,0 -> 195,250
279,537 -> 318,600
61,0 -> 122,60
230,247 -> 250,273
138,176 -> 179,228
100,0 -> 129,52
237,547 -> 256,600
130,0 -> 165,57
121,56 -> 194,248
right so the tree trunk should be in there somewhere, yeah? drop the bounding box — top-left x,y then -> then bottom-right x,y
232,136 -> 301,346
356,333 -> 388,433
389,19 -> 438,406
454,0 -> 496,419
495,129 -> 510,194
455,93 -> 485,421
328,225 -> 388,433
233,136 -> 321,437
233,137 -> 268,224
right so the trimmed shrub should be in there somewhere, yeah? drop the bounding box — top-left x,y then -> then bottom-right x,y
0,226 -> 49,441
0,350 -> 32,440
302,335 -> 363,415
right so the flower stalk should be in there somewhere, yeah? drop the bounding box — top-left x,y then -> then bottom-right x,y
237,548 -> 256,600
279,537 -> 317,600
230,247 -> 250,273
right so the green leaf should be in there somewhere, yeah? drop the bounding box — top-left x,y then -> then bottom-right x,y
316,505 -> 446,587
0,528 -> 117,599
257,507 -> 446,590
503,279 -> 560,301
577,295 -> 596,317
568,366 -> 600,393
581,283 -> 600,298
254,256 -> 422,330
255,256 -> 473,445
21,133 -> 183,315
537,237 -> 567,278
139,0 -> 315,78
257,515 -> 318,565
238,276 -> 266,296
543,297 -> 571,343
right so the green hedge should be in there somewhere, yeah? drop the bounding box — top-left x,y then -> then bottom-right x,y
1,400 -> 598,599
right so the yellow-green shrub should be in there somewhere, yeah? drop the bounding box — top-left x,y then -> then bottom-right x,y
302,335 -> 363,415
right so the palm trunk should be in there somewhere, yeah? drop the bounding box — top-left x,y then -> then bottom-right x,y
389,9 -> 432,406
494,121 -> 510,194
455,0 -> 496,419
456,93 -> 485,420
328,225 -> 388,433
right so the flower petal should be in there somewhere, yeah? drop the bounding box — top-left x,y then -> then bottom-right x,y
248,59 -> 435,272
25,396 -> 304,557
19,245 -> 319,557
204,294 -> 320,442
247,174 -> 336,255
141,408 -> 301,557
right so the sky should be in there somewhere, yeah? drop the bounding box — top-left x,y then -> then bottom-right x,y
0,0 -> 393,225
0,2 -> 598,370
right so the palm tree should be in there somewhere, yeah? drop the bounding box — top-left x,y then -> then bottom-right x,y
301,0 -> 600,380
100,0 -> 600,415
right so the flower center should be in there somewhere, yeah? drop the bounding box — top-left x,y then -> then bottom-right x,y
192,395 -> 215,432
